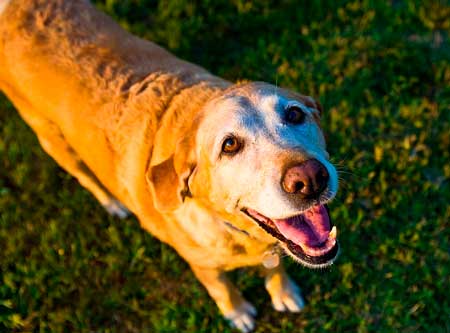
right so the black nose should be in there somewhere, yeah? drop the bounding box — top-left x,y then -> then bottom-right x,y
282,159 -> 329,198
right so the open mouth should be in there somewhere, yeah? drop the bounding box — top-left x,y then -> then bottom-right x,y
244,204 -> 339,268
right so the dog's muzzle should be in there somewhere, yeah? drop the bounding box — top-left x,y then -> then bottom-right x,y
244,204 -> 339,268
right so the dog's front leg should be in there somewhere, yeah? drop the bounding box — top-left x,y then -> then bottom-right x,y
264,262 -> 305,312
190,265 -> 256,332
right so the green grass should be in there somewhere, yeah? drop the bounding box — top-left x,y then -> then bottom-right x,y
1,1 -> 449,332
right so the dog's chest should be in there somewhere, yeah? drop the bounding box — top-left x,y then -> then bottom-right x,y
171,201 -> 273,269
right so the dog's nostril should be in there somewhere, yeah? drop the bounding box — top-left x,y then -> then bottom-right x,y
294,181 -> 304,193
282,159 -> 329,197
316,170 -> 328,184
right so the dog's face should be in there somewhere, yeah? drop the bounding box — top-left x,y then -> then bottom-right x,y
149,82 -> 339,268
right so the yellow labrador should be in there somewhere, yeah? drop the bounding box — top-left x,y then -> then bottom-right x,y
0,1 -> 339,331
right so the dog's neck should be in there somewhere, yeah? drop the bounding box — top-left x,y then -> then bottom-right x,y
0,0 -> 230,163
0,0 -> 228,107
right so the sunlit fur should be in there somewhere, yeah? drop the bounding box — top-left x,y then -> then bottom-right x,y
0,2 -> 338,332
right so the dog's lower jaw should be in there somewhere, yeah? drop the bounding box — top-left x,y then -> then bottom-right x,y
283,241 -> 340,269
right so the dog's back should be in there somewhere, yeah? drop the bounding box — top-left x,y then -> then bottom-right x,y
0,0 -> 227,220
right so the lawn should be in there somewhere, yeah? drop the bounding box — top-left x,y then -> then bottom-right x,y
1,1 -> 449,332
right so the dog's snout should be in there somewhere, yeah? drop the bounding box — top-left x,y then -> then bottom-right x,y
282,159 -> 329,198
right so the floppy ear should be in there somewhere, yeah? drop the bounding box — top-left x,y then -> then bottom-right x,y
146,136 -> 196,212
304,96 -> 323,125
310,98 -> 323,115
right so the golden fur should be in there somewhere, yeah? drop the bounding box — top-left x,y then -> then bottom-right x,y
0,1 -> 338,331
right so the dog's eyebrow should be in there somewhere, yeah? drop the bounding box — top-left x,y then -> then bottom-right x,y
234,95 -> 252,109
239,109 -> 265,132
237,94 -> 284,132
258,95 -> 280,113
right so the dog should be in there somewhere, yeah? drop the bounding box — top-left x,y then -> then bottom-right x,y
0,1 -> 339,331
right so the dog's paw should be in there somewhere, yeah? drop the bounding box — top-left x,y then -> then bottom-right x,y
102,199 -> 130,219
270,278 -> 305,313
224,301 -> 257,333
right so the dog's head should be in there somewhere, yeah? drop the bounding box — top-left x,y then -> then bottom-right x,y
148,82 -> 339,268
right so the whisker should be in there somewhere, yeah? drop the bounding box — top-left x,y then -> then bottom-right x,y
273,74 -> 279,96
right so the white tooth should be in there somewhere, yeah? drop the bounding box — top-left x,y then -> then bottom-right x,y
328,237 -> 337,247
329,226 -> 337,239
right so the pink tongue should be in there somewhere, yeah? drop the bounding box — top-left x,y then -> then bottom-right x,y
274,205 -> 330,247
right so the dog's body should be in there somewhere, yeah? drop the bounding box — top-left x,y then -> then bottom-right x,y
0,1 -> 339,331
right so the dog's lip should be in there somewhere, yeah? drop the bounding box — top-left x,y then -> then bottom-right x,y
242,205 -> 339,267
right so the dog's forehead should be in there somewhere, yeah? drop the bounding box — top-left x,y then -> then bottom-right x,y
199,87 -> 314,148
201,86 -> 325,150
228,88 -> 283,111
212,91 -> 285,128
248,92 -> 280,113
239,93 -> 282,131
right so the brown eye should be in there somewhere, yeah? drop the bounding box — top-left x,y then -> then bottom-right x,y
222,136 -> 242,155
285,105 -> 306,124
